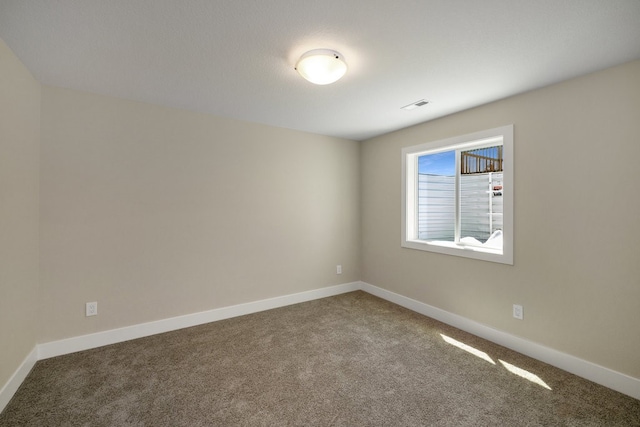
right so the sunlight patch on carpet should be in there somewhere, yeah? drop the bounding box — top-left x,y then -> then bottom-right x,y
440,334 -> 495,365
499,359 -> 552,390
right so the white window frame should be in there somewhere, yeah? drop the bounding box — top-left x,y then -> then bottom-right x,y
401,125 -> 514,265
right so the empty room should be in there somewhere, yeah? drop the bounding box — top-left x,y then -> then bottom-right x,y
1,1 -> 639,425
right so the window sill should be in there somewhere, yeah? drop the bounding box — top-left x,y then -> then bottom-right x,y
423,240 -> 501,254
402,239 -> 512,265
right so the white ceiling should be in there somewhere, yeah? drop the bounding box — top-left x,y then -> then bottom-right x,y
1,1 -> 640,141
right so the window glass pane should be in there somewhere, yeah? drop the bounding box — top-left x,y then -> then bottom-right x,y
417,151 -> 455,241
460,145 -> 503,247
460,172 -> 503,244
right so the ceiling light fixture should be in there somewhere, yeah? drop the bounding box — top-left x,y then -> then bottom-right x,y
295,49 -> 347,85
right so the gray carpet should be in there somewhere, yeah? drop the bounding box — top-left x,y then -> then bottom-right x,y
1,291 -> 639,426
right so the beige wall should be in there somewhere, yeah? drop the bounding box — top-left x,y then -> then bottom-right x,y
361,60 -> 640,378
39,86 -> 360,342
0,40 -> 40,386
3,28 -> 638,395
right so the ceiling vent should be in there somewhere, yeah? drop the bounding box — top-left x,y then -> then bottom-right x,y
401,99 -> 430,110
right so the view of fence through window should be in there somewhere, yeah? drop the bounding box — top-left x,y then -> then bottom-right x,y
418,145 -> 503,244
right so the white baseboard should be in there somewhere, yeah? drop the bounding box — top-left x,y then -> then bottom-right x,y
0,346 -> 37,413
359,281 -> 640,401
3,279 -> 638,415
38,281 -> 361,360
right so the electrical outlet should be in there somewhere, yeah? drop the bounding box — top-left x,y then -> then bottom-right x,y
86,301 -> 98,317
513,304 -> 523,320
336,265 -> 342,274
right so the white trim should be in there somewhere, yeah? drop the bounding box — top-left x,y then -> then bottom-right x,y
401,124 -> 514,265
360,281 -> 640,400
37,282 -> 360,360
0,346 -> 37,413
3,280 -> 638,414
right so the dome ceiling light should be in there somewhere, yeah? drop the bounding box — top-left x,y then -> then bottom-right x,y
295,49 -> 347,85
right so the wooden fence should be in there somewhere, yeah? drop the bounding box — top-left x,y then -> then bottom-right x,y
461,146 -> 503,175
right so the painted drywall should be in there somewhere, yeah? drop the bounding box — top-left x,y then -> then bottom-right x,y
361,60 -> 640,379
0,39 -> 40,387
39,86 -> 360,342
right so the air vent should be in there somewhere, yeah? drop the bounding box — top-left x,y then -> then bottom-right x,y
401,99 -> 430,110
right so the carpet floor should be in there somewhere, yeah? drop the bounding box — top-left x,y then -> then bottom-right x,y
1,291 -> 639,426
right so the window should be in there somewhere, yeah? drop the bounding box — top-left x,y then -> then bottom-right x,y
402,125 -> 513,264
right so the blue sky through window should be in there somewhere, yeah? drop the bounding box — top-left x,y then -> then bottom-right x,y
418,150 -> 455,176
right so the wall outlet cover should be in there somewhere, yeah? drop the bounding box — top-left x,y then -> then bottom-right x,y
86,302 -> 98,317
513,304 -> 523,320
